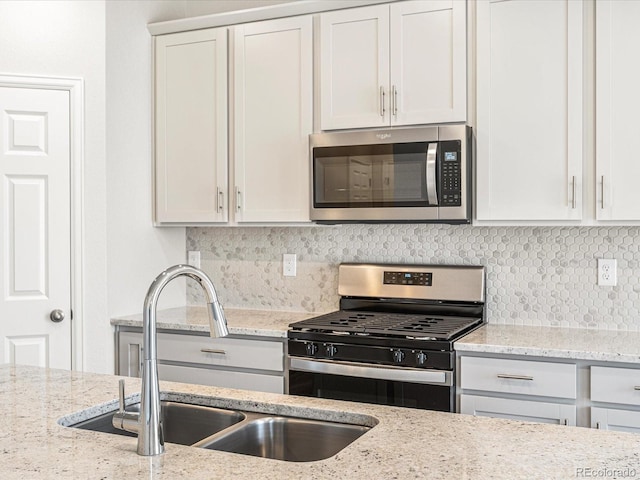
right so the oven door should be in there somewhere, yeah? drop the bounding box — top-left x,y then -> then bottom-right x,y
288,357 -> 454,412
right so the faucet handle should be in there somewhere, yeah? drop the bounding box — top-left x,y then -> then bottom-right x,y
113,379 -> 140,434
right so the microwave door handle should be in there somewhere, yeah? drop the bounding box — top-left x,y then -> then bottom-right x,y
426,143 -> 438,205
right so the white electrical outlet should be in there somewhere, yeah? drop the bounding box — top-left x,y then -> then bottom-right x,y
187,251 -> 201,269
598,258 -> 617,286
283,253 -> 296,277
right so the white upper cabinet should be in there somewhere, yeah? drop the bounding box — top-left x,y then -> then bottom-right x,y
475,0 -> 583,222
595,0 -> 640,221
320,0 -> 466,130
390,0 -> 466,126
154,17 -> 312,226
232,16 -> 313,223
320,4 -> 390,130
155,28 -> 228,224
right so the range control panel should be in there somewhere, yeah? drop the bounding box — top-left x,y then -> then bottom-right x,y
383,271 -> 433,286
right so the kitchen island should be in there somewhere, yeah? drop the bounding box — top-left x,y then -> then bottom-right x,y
2,365 -> 639,479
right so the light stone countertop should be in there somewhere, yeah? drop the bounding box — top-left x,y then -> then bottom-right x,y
111,306 -> 322,338
4,364 -> 640,479
456,324 -> 640,363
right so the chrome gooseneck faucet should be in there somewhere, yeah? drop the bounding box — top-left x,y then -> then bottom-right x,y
112,265 -> 229,456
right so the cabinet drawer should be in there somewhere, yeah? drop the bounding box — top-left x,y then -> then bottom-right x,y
156,333 -> 284,372
158,364 -> 284,394
460,356 -> 576,399
591,366 -> 640,406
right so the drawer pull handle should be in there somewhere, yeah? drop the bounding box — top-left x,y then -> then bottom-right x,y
201,348 -> 226,355
497,374 -> 534,381
634,386 -> 640,391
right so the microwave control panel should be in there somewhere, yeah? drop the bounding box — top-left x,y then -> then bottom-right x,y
439,140 -> 462,206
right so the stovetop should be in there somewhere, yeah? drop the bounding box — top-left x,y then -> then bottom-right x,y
290,310 -> 483,341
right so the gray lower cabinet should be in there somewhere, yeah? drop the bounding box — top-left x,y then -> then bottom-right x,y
458,355 -> 578,426
590,366 -> 640,433
458,353 -> 640,432
115,327 -> 285,394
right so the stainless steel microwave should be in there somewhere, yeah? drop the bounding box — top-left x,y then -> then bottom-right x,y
310,125 -> 471,224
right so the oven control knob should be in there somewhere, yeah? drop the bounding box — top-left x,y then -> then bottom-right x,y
391,349 -> 405,363
415,351 -> 428,365
326,344 -> 338,357
305,343 -> 318,356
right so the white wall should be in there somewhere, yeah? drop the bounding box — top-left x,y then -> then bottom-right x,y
0,1 -> 108,373
105,1 -> 187,350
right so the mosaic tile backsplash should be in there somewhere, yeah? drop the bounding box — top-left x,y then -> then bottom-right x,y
187,225 -> 640,331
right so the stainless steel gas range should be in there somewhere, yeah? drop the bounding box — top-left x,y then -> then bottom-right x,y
287,263 -> 485,412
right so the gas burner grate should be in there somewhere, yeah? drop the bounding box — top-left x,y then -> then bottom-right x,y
292,310 -> 482,341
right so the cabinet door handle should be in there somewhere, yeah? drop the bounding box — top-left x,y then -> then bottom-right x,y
496,374 -> 533,381
601,175 -> 605,210
217,187 -> 224,212
201,348 -> 226,355
571,175 -> 577,209
562,418 -> 568,426
392,85 -> 398,116
235,187 -> 242,212
595,421 -> 601,429
633,386 -> 640,391
379,86 -> 386,118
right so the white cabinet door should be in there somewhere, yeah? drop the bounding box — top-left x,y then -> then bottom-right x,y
592,407 -> 640,434
390,0 -> 466,125
476,0 -> 583,221
155,28 -> 228,224
595,0 -> 640,220
233,16 -> 312,223
320,5 -> 390,130
460,394 -> 576,426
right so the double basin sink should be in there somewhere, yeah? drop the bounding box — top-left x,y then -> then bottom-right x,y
64,397 -> 374,462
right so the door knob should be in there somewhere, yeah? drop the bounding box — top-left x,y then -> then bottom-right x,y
50,309 -> 65,323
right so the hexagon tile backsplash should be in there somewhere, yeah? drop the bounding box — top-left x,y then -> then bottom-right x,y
187,225 -> 640,331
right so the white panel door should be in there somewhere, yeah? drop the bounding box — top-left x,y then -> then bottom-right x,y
596,0 -> 640,220
0,86 -> 71,369
320,4 -> 390,130
476,0 -> 583,221
155,28 -> 228,224
233,16 -> 312,223
390,0 -> 466,125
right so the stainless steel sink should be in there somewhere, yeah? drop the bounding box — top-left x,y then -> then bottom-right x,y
64,399 -> 373,461
197,414 -> 371,462
70,401 -> 245,446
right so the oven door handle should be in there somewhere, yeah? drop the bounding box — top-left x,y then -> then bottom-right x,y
289,357 -> 452,387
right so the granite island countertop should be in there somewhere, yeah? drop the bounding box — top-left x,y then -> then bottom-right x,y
111,306 -> 323,338
456,324 -> 640,364
2,365 -> 640,479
